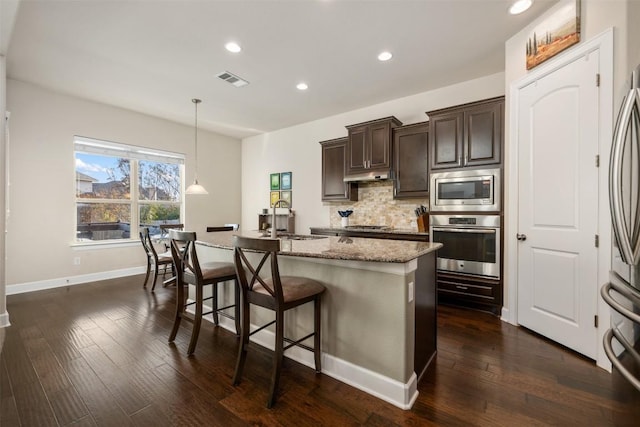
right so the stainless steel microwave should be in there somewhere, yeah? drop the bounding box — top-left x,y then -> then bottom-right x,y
429,168 -> 501,212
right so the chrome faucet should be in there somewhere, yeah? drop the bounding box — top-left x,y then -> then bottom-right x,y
271,199 -> 289,238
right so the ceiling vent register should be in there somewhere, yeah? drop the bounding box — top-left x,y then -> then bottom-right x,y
216,71 -> 249,87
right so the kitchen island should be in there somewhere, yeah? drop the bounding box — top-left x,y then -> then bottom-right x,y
195,230 -> 441,409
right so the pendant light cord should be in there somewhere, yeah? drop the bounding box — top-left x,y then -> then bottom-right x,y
192,98 -> 201,182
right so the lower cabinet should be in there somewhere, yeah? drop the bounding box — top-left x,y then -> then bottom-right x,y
436,271 -> 502,315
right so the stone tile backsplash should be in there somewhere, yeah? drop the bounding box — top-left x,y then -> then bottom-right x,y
326,181 -> 428,229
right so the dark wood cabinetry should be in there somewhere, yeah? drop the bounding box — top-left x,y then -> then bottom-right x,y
436,272 -> 502,315
310,227 -> 429,242
346,117 -> 402,175
393,122 -> 429,199
320,137 -> 357,201
428,96 -> 504,171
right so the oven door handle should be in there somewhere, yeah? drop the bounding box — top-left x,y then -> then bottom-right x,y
432,227 -> 497,234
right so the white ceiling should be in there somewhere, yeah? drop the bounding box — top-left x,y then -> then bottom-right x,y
6,0 -> 556,139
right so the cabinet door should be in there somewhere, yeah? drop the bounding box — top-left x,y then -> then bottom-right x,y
464,99 -> 503,167
429,112 -> 463,170
369,121 -> 391,169
321,138 -> 357,201
394,124 -> 429,199
347,125 -> 367,174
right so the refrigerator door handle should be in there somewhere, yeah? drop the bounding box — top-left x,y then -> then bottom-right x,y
609,87 -> 640,265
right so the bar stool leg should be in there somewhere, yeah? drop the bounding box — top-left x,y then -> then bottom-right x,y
314,297 -> 322,372
212,283 -> 219,326
234,279 -> 241,336
187,284 -> 203,355
151,262 -> 159,291
267,310 -> 285,408
143,257 -> 151,288
233,298 -> 250,385
168,282 -> 185,343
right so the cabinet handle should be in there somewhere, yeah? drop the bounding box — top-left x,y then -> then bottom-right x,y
457,156 -> 462,165
464,155 -> 468,164
455,285 -> 469,290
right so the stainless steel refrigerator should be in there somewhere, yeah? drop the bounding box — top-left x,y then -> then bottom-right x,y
604,64 -> 640,391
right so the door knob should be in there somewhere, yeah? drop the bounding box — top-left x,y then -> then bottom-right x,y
516,233 -> 527,241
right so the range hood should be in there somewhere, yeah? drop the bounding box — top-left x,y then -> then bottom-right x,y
343,171 -> 390,182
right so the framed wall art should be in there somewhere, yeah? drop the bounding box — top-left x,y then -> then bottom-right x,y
270,173 -> 280,190
525,0 -> 580,70
280,172 -> 292,190
270,191 -> 281,207
280,190 -> 292,207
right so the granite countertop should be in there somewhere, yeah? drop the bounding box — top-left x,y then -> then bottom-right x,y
197,230 -> 441,263
309,226 -> 429,236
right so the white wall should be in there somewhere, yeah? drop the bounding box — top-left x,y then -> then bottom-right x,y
241,72 -> 505,234
5,79 -> 241,289
0,56 -> 7,326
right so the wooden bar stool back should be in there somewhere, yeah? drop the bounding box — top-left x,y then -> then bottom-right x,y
139,227 -> 173,290
159,223 -> 184,287
168,229 -> 240,355
232,235 -> 326,408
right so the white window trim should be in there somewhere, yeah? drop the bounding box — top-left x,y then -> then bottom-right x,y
74,136 -> 185,247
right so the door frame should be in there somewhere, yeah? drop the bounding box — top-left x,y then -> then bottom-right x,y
505,28 -> 613,370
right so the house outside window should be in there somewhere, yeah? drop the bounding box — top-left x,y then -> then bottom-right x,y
74,136 -> 184,242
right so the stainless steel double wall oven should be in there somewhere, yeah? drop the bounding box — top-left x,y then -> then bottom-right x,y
429,168 -> 502,279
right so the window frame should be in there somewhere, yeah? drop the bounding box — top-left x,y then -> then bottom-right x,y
73,136 -> 185,246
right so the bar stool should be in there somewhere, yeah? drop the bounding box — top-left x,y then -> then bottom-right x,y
232,235 -> 326,407
168,229 -> 240,355
139,227 -> 173,290
159,223 -> 184,287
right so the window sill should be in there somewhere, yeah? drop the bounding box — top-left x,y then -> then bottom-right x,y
71,240 -> 140,250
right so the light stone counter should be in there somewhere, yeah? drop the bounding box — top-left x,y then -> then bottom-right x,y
197,230 -> 439,263
194,230 -> 441,410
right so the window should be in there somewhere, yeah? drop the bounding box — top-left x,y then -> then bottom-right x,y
74,136 -> 184,242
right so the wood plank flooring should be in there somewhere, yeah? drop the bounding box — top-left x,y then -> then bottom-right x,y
1,275 -> 639,426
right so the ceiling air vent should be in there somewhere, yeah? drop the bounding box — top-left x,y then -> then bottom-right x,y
216,71 -> 249,87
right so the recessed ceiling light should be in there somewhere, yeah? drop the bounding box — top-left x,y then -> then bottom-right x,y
225,42 -> 242,53
509,0 -> 533,15
296,82 -> 308,91
378,51 -> 393,61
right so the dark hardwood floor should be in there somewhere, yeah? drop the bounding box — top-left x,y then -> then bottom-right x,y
1,275 -> 639,426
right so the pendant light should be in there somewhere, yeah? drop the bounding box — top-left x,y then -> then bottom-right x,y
185,98 -> 208,195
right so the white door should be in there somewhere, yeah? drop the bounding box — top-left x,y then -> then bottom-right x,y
517,52 -> 599,359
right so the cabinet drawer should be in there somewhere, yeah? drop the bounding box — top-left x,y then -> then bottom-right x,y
437,279 -> 496,300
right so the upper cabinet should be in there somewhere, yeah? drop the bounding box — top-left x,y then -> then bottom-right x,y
393,122 -> 429,199
427,96 -> 504,171
320,137 -> 357,201
346,117 -> 402,176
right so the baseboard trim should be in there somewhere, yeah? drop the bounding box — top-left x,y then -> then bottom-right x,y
190,300 -> 418,410
501,306 -> 514,324
0,311 -> 10,328
6,267 -> 146,295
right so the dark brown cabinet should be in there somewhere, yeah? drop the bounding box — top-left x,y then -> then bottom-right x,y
320,137 -> 357,201
436,271 -> 502,315
428,96 -> 504,171
346,117 -> 402,175
393,122 -> 429,199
